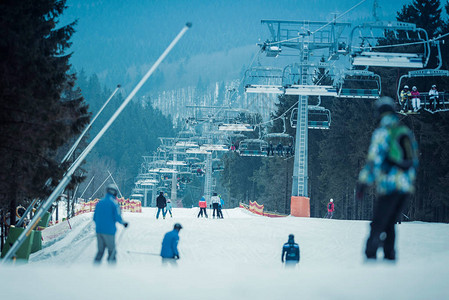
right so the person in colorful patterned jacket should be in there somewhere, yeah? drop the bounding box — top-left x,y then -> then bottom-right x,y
356,97 -> 418,261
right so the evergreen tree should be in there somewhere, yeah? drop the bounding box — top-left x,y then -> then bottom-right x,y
397,0 -> 443,37
0,0 -> 90,223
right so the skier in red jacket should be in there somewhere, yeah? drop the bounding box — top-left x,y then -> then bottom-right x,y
325,199 -> 334,219
198,196 -> 208,218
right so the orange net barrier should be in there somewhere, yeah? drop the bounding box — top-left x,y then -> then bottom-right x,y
75,198 -> 142,216
239,201 -> 288,218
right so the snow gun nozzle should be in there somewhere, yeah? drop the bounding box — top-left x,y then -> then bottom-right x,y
186,22 -> 192,28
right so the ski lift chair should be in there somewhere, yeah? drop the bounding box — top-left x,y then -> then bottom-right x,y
337,70 -> 381,99
290,107 -> 331,129
349,21 -> 430,68
397,69 -> 449,114
238,139 -> 269,157
244,66 -> 284,94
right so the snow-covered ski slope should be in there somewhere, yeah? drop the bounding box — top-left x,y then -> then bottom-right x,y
2,208 -> 448,299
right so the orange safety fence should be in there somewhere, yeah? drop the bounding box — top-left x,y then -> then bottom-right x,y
239,201 -> 288,218
75,198 -> 142,216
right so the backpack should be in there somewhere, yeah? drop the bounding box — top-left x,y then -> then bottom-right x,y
287,244 -> 298,259
387,125 -> 416,170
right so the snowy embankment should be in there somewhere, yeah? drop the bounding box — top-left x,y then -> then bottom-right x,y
1,207 -> 448,299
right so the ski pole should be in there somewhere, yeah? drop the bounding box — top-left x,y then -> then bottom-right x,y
127,250 -> 159,256
110,227 -> 127,259
1,23 -> 191,264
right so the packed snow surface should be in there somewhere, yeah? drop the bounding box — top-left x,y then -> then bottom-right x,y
1,207 -> 448,299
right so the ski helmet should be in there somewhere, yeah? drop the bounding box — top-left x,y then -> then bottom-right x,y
330,198 -> 334,202
174,223 -> 183,230
412,86 -> 417,91
404,85 -> 409,89
106,184 -> 118,197
288,234 -> 295,243
375,96 -> 395,118
432,84 -> 437,88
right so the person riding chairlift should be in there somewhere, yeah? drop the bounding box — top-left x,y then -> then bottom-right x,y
399,85 -> 411,113
411,86 -> 421,112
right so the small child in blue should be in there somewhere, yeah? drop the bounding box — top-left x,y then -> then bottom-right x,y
166,199 -> 173,218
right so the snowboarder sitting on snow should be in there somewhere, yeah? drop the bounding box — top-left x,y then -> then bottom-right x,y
93,184 -> 128,264
282,234 -> 300,267
198,196 -> 208,218
156,192 -> 167,219
325,198 -> 334,219
356,97 -> 418,261
161,223 -> 182,265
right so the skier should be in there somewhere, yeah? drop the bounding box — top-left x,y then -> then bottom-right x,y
356,97 -> 418,261
286,142 -> 294,157
198,196 -> 208,218
211,192 -> 221,218
276,142 -> 284,156
156,192 -> 167,219
267,141 -> 274,156
281,234 -> 300,267
166,199 -> 173,218
160,223 -> 182,265
428,84 -> 440,111
217,194 -> 224,219
410,86 -> 421,112
399,85 -> 411,113
93,184 -> 128,264
325,199 -> 334,219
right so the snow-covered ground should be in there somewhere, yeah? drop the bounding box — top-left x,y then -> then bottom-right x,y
1,207 -> 448,299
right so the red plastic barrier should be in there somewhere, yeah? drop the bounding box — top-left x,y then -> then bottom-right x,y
290,196 -> 310,217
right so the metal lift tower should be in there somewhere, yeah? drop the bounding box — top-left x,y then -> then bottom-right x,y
259,20 -> 350,216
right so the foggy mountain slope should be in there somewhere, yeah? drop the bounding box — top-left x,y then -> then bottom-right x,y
62,0 -> 410,89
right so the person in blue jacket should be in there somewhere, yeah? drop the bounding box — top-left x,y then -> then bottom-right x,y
160,223 -> 182,265
282,234 -> 300,267
93,184 -> 128,264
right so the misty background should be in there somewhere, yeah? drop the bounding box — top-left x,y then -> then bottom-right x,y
62,0 -> 411,92
62,0 -> 415,199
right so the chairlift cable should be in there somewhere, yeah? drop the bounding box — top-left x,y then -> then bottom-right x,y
366,31 -> 449,51
264,0 -> 368,47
